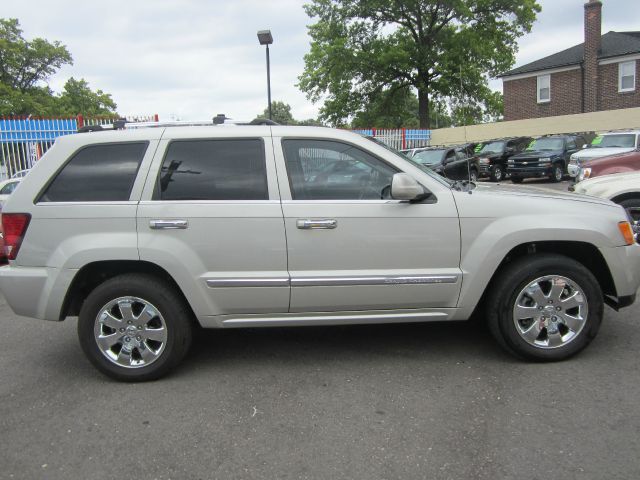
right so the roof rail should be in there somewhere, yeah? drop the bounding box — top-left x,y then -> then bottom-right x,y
78,114 -> 281,133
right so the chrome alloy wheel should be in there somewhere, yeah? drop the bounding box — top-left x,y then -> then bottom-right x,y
512,275 -> 588,349
94,297 -> 168,368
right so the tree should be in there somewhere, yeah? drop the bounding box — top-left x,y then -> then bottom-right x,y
257,100 -> 297,125
351,87 -> 419,128
0,18 -> 117,116
299,0 -> 539,128
57,78 -> 117,116
0,18 -> 72,92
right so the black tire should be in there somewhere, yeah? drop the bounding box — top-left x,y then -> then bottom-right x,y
511,176 -> 524,184
490,164 -> 504,182
486,254 -> 603,361
550,163 -> 564,182
78,274 -> 193,382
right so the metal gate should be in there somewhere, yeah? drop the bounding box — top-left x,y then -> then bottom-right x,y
0,115 -> 157,180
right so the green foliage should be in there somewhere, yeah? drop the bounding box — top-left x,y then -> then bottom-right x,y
0,18 -> 117,116
299,0 -> 540,128
57,78 -> 117,116
258,100 -> 297,125
0,18 -> 72,91
257,100 -> 323,126
351,87 -> 419,128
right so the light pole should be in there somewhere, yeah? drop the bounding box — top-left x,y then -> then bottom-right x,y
257,30 -> 273,120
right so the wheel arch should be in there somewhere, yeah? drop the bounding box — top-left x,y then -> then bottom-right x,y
60,260 -> 196,322
469,241 -> 616,319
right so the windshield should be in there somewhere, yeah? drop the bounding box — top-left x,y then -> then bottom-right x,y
526,138 -> 564,151
412,150 -> 445,166
479,141 -> 505,155
361,136 -> 453,187
592,134 -> 636,148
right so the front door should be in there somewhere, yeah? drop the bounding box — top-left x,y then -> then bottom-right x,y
273,137 -> 462,313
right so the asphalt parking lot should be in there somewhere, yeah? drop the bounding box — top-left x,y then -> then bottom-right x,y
2,176 -> 638,480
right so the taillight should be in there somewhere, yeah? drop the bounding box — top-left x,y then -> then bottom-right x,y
2,213 -> 31,260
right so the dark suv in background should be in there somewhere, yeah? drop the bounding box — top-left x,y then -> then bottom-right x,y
507,135 -> 586,183
474,137 -> 532,181
410,146 -> 478,181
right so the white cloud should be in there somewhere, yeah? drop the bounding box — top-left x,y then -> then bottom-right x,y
3,0 -> 631,118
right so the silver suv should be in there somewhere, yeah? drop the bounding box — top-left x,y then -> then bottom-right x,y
1,124 -> 639,381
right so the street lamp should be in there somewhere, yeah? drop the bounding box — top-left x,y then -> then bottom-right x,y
257,29 -> 273,120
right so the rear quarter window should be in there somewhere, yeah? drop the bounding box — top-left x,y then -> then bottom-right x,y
39,142 -> 148,202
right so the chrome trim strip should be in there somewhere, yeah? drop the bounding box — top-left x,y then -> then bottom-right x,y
206,277 -> 290,288
291,274 -> 459,287
206,274 -> 459,288
219,311 -> 450,328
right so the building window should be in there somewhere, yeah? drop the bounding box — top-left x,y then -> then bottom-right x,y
537,74 -> 550,103
619,61 -> 636,92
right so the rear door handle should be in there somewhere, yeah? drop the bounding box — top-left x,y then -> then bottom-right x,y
149,219 -> 188,230
296,219 -> 337,230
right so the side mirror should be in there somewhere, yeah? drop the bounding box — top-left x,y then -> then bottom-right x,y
582,144 -> 588,149
391,173 -> 425,201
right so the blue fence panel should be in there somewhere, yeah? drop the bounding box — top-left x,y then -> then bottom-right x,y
405,129 -> 431,142
0,118 -> 78,143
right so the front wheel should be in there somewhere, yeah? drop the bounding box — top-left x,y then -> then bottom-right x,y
486,254 -> 603,361
490,165 -> 504,182
550,163 -> 564,182
78,274 -> 193,381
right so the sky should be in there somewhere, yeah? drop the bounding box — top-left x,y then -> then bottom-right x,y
2,0 -> 635,122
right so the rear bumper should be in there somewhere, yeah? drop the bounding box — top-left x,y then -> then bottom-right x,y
0,265 -> 75,321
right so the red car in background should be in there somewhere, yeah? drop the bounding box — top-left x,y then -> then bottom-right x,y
0,216 -> 5,265
577,149 -> 640,182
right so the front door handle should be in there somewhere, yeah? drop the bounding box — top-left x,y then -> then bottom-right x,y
149,219 -> 188,230
296,219 -> 338,230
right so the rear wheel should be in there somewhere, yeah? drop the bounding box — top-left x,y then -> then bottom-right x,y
486,254 -> 603,361
77,274 -> 193,381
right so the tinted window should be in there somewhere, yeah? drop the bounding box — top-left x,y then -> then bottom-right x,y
282,139 -> 397,200
566,137 -> 576,150
0,181 -> 19,195
157,139 -> 267,201
413,150 -> 445,166
40,142 -> 147,202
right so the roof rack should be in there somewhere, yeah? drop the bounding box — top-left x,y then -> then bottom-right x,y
77,114 -> 280,133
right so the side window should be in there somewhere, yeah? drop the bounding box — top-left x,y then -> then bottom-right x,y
39,142 -> 147,202
445,150 -> 456,162
566,137 -> 577,150
156,139 -> 268,201
282,139 -> 398,200
0,181 -> 19,195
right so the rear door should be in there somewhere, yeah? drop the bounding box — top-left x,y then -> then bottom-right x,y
137,127 -> 289,319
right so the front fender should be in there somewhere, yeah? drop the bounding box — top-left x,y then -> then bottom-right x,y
454,214 -> 624,318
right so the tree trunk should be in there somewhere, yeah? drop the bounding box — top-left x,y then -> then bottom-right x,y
418,87 -> 430,129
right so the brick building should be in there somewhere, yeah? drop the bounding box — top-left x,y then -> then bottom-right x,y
500,0 -> 640,121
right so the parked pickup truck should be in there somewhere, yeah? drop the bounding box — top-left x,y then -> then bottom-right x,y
568,130 -> 640,177
507,135 -> 586,183
0,122 -> 638,381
